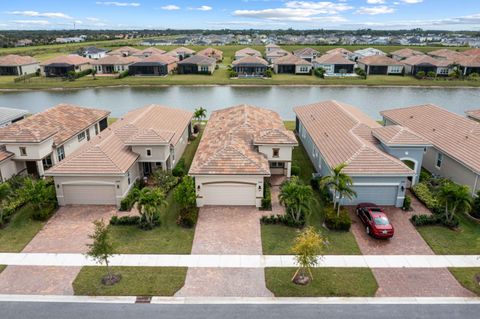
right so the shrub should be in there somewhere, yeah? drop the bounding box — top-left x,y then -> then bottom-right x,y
67,68 -> 92,80
119,181 -> 143,211
264,69 -> 273,78
355,67 -> 367,79
419,169 -> 432,183
471,190 -> 480,219
468,72 -> 479,81
427,71 -> 437,78
177,207 -> 198,228
314,67 -> 325,78
228,70 -> 238,78
411,214 -> 439,226
139,210 -> 161,230
32,203 -> 57,221
416,71 -> 426,79
324,205 -> 351,231
118,70 -> 129,79
14,72 -> 39,83
411,182 -> 439,210
193,123 -> 201,134
260,213 -> 305,228
172,158 -> 187,177
290,165 -> 300,176
260,182 -> 272,211
402,195 -> 412,211
109,215 -> 141,226
310,177 -> 320,190
152,170 -> 179,193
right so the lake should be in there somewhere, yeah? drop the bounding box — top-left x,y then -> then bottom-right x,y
0,86 -> 478,120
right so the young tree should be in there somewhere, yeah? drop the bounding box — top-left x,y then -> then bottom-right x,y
437,183 -> 472,224
193,107 -> 207,123
279,176 -> 314,224
0,183 -> 12,225
134,187 -> 167,230
86,219 -> 117,285
91,68 -> 97,80
320,163 -> 356,215
173,176 -> 196,212
21,177 -> 55,211
291,227 -> 325,285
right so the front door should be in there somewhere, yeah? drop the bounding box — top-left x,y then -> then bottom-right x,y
26,161 -> 39,177
142,162 -> 152,176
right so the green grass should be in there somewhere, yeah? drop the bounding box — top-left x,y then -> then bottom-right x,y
415,213 -> 480,255
183,129 -> 203,171
0,204 -> 46,252
265,268 -> 378,297
73,266 -> 187,296
449,268 -> 480,296
0,265 -> 5,273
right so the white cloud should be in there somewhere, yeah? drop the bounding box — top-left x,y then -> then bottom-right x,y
13,20 -> 51,25
191,5 -> 213,11
284,1 -> 353,13
95,2 -> 140,7
367,0 -> 385,3
356,6 -> 395,15
161,5 -> 180,10
399,0 -> 423,3
86,17 -> 100,22
8,11 -> 73,19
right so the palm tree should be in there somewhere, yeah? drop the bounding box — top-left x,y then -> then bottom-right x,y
320,163 -> 355,212
279,176 -> 314,224
437,183 -> 472,224
0,183 -> 12,225
134,187 -> 168,229
193,107 -> 207,123
336,179 -> 357,216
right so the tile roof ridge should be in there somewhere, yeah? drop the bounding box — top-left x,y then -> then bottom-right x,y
131,105 -> 156,125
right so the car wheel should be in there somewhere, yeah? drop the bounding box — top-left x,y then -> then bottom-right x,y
366,226 -> 370,236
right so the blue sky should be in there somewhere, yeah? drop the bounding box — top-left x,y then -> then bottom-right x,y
0,1 -> 479,30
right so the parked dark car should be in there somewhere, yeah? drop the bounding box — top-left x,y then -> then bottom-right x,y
355,203 -> 394,239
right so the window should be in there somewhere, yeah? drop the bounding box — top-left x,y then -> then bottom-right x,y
272,148 -> 280,158
42,156 -> 53,168
146,149 -> 152,157
436,152 -> 443,169
78,131 -> 86,142
127,171 -> 131,185
57,146 -> 65,161
19,147 -> 27,156
299,66 -> 309,72
200,66 -> 209,72
270,162 -> 284,168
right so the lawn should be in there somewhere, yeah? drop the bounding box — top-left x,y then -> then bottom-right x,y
0,204 -> 46,252
449,268 -> 480,296
73,266 -> 187,296
0,265 -> 5,273
415,213 -> 480,255
183,129 -> 203,170
265,268 -> 378,297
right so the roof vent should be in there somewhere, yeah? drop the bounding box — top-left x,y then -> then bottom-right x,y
410,115 -> 414,119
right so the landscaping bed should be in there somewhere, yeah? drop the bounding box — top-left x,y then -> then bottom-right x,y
449,268 -> 480,296
73,266 -> 187,296
265,268 -> 378,297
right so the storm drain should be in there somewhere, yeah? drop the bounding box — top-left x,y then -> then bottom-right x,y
135,296 -> 152,304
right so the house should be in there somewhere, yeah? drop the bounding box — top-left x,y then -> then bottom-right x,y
352,48 -> 386,61
357,56 -> 404,75
294,101 -> 429,207
232,56 -> 269,77
81,47 -> 108,59
189,104 -> 297,207
464,48 -> 480,56
133,47 -> 166,58
197,48 -> 223,62
325,48 -> 353,58
46,105 -> 193,207
265,48 -> 290,63
466,109 -> 480,122
402,55 -> 452,76
273,55 -> 312,74
128,54 -> 178,76
390,48 -> 425,61
381,104 -> 480,195
428,49 -> 465,60
91,55 -> 140,75
0,147 -> 15,182
458,55 -> 480,75
234,48 -> 262,60
313,53 -> 355,74
0,104 -> 109,178
107,46 -> 141,57
265,43 -> 281,53
40,55 -> 92,77
292,47 -> 320,62
166,47 -> 196,61
0,107 -> 28,127
0,55 -> 39,76
177,55 -> 216,75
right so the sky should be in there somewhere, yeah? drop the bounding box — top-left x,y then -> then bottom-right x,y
0,0 -> 479,31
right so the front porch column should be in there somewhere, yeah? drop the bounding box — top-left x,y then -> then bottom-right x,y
286,162 -> 292,178
36,161 -> 45,178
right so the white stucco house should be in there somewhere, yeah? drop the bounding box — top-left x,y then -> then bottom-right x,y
0,55 -> 39,76
189,104 -> 298,207
46,105 -> 193,207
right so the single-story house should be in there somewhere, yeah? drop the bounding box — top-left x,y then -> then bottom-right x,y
292,47 -> 320,62
381,104 -> 480,195
458,55 -> 480,75
273,55 -> 312,74
0,104 -> 109,178
107,46 -> 141,57
46,105 -> 193,207
197,48 -> 223,62
166,47 -> 195,61
81,47 -> 108,59
133,47 -> 166,58
91,55 -> 140,74
40,55 -> 92,77
265,48 -> 290,64
0,147 -> 15,182
265,43 -> 281,53
177,55 -> 216,74
390,48 -> 425,61
466,109 -> 480,122
0,55 -> 39,76
325,48 -> 353,58
464,48 -> 480,56
428,49 -> 465,60
0,107 -> 28,127
232,56 -> 269,77
234,48 -> 262,60
128,54 -> 178,76
294,100 -> 429,207
351,48 -> 386,62
357,56 -> 404,75
313,53 -> 355,74
189,104 -> 297,207
402,55 -> 452,76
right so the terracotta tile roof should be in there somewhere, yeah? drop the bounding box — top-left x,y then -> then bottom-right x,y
274,54 -> 312,66
390,48 -> 425,59
46,105 -> 193,175
0,104 -> 110,145
91,55 -> 140,65
197,48 -> 223,60
372,125 -> 431,146
0,147 -> 14,163
235,48 -> 262,58
402,55 -> 451,67
40,55 -> 92,66
232,56 -> 269,66
0,54 -> 38,66
428,49 -> 465,60
189,104 -> 296,176
133,47 -> 166,56
358,55 -> 402,66
458,55 -> 480,67
464,48 -> 480,56
265,44 -> 280,48
294,101 -> 413,176
466,109 -> 480,121
293,47 -> 320,56
381,104 -> 480,174
266,49 -> 290,59
314,53 -> 355,65
132,54 -> 178,65
177,55 -> 216,65
166,47 -> 196,55
325,48 -> 352,55
107,46 -> 141,56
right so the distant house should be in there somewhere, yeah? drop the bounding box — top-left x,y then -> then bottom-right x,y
352,48 -> 386,62
313,53 -> 355,74
428,49 -> 465,60
107,46 -> 141,57
232,56 -> 269,77
402,55 -> 452,76
133,47 -> 166,58
91,55 -> 140,74
234,48 -> 262,60
325,47 -> 353,59
265,43 -> 281,53
166,47 -> 196,61
0,107 -> 28,127
82,47 -> 108,59
458,55 -> 480,75
177,55 -> 216,74
292,47 -> 320,62
390,48 -> 425,61
0,55 -> 39,76
466,109 -> 480,122
128,54 -> 178,76
273,55 -> 312,74
265,48 -> 290,63
357,56 -> 404,75
40,55 -> 92,77
197,47 -> 223,62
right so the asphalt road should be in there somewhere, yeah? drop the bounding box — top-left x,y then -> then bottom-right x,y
0,302 -> 479,319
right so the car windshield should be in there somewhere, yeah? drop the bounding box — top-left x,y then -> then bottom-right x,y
373,216 -> 389,225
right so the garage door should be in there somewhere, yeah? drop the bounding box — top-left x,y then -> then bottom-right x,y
203,183 -> 256,206
348,185 -> 399,206
63,185 -> 116,205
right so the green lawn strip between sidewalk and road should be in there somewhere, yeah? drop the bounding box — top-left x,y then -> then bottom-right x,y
448,268 -> 480,296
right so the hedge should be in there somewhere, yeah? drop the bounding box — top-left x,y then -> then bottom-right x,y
324,206 -> 351,231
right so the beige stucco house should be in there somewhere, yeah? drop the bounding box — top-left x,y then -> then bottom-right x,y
46,105 -> 193,207
189,105 -> 297,207
0,55 -> 39,76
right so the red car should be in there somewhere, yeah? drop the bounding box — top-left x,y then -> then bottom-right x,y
355,203 -> 394,239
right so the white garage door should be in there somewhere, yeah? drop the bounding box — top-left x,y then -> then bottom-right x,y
203,183 -> 256,206
348,185 -> 399,206
63,185 -> 116,205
